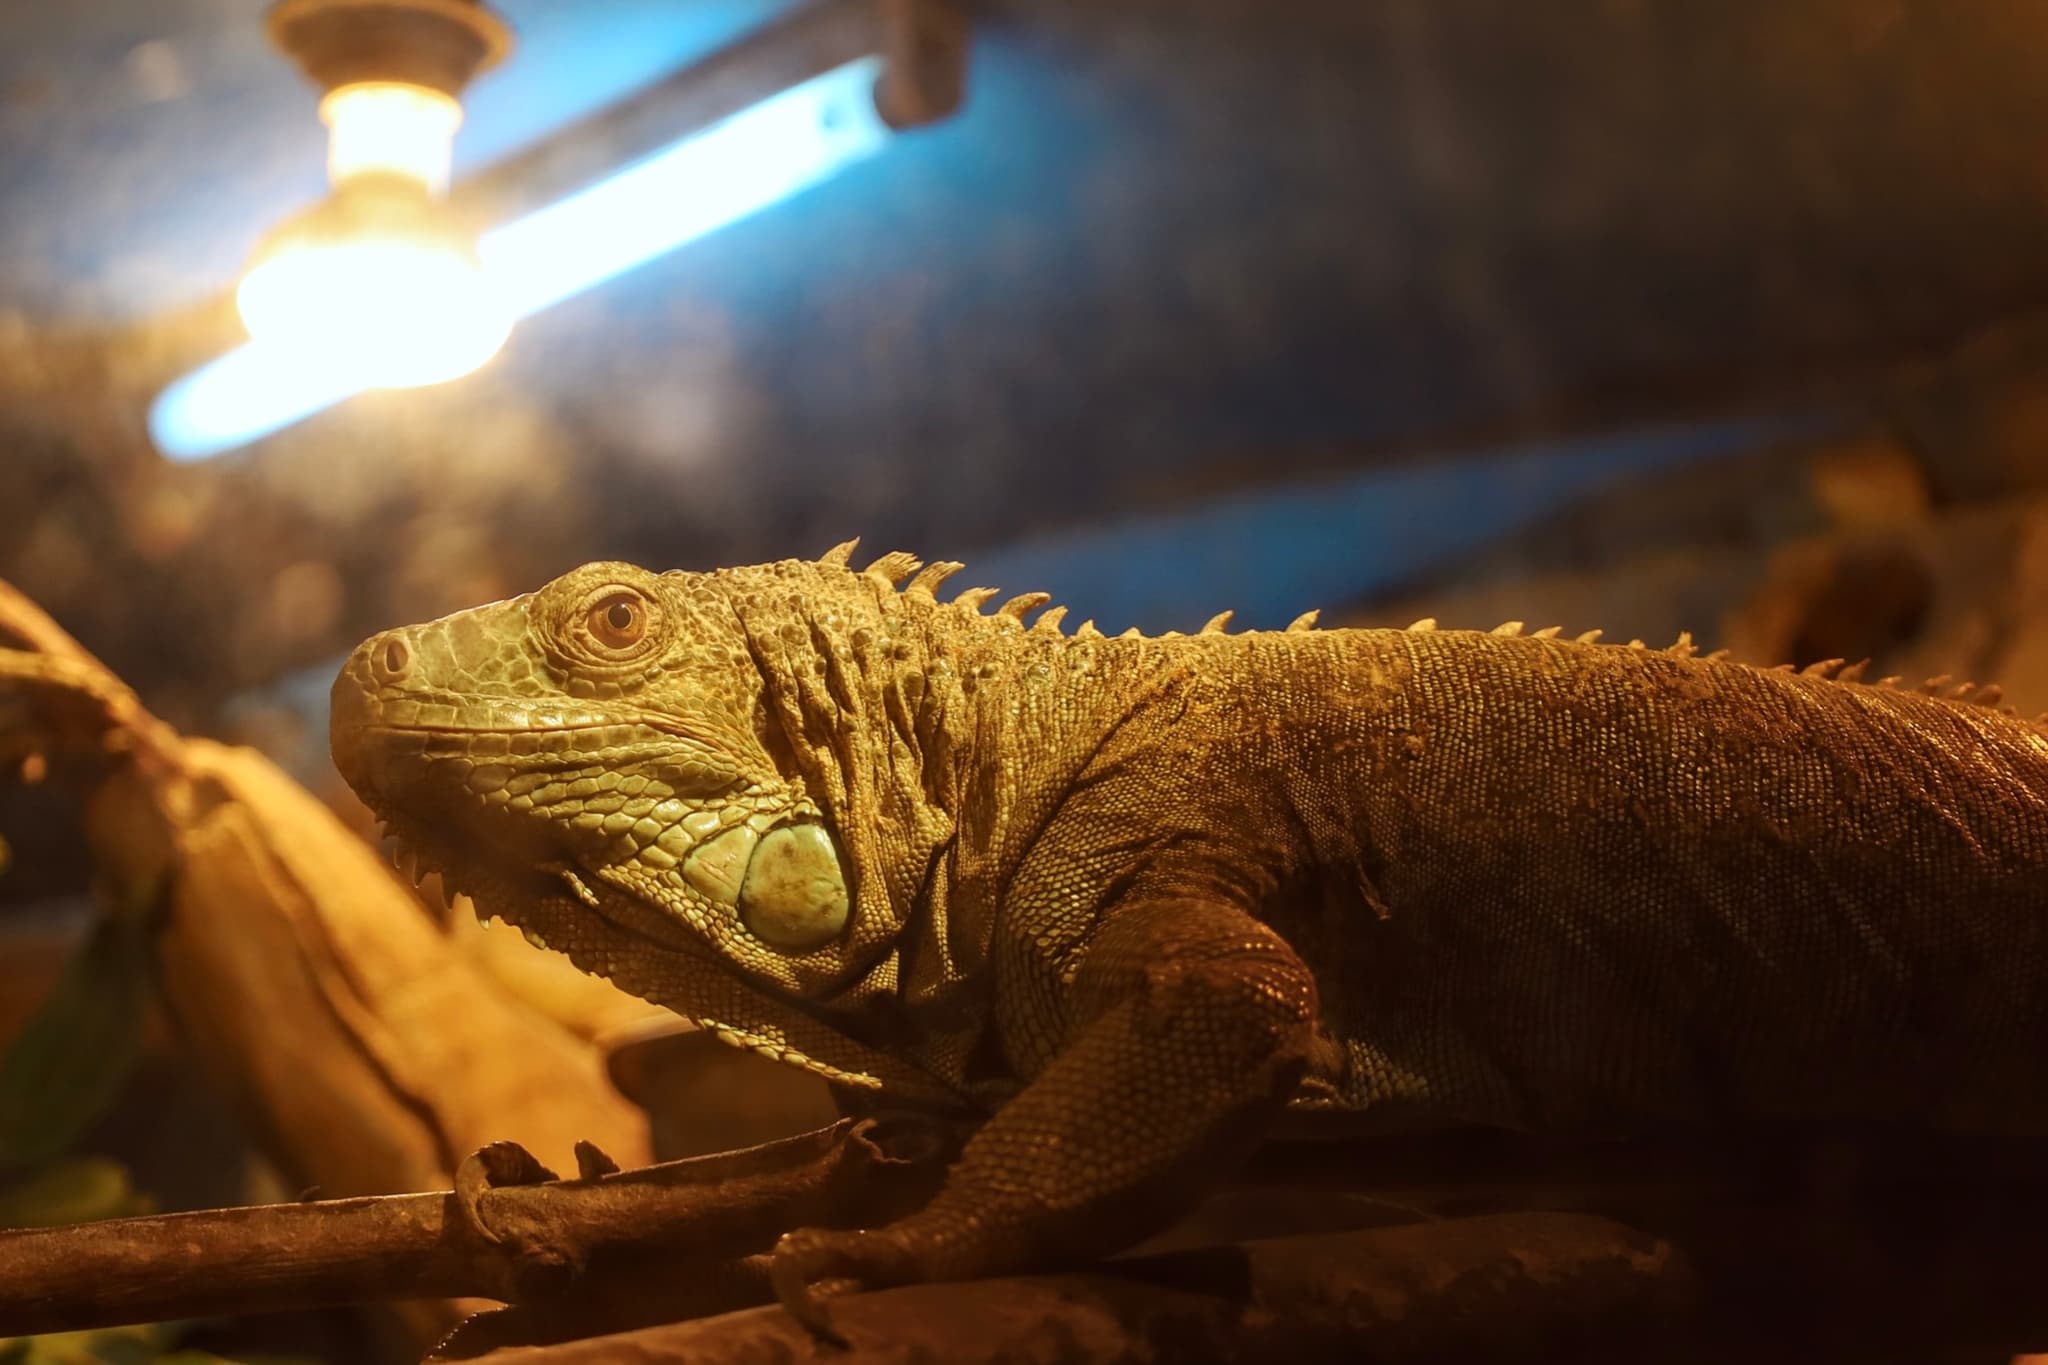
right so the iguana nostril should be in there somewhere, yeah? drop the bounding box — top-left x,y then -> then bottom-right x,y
380,637 -> 409,677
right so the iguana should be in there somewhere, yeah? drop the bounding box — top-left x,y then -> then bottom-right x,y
328,543 -> 2048,1318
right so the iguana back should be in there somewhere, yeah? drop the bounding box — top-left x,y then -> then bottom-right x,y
1026,625 -> 2048,1136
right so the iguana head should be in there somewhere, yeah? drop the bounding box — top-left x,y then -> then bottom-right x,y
330,555 -> 950,1011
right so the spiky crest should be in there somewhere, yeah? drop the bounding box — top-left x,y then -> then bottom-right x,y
819,547 -> 2037,730
997,592 -> 1052,623
906,561 -> 965,599
864,551 -> 923,585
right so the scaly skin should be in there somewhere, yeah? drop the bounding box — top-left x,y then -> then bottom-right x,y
330,543 -> 2048,1317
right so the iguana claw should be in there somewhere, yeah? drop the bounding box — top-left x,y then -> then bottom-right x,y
572,1139 -> 620,1180
453,1140 -> 559,1246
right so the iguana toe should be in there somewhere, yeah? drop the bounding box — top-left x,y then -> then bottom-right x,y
769,1225 -> 921,1341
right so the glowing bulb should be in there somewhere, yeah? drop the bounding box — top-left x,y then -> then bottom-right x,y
322,82 -> 463,193
234,177 -> 509,389
234,90 -> 507,390
237,232 -> 508,389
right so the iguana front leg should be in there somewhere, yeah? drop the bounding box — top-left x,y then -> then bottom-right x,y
771,898 -> 1318,1317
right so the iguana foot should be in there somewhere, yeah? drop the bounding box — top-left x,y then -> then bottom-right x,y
572,1139 -> 620,1180
454,1140 -> 560,1246
769,1224 -> 923,1342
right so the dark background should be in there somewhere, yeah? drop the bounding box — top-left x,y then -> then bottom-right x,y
5,0 -> 2048,717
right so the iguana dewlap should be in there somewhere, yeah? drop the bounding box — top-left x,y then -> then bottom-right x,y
329,544 -> 2048,1308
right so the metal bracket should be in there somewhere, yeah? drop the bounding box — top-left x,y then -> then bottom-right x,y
875,0 -> 968,129
265,0 -> 514,97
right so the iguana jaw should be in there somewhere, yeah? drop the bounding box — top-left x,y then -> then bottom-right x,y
328,701 -> 680,947
337,706 -> 962,1101
332,705 -> 841,967
355,789 -> 956,1098
364,789 -> 721,969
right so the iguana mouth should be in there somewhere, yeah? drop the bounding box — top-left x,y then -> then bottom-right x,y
341,699 -> 848,969
355,712 -> 714,743
369,798 -> 718,964
368,796 -> 888,1041
366,794 -> 557,905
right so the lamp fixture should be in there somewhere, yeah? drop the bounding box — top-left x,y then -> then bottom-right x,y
239,0 -> 515,389
153,56 -> 894,459
150,0 -> 970,461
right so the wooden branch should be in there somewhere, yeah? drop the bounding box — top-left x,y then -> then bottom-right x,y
0,578 -> 115,676
0,1119 -> 954,1340
0,579 -> 177,770
440,1212 -> 1698,1363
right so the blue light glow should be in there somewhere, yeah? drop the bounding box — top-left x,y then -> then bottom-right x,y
151,55 -> 891,462
148,344 -> 374,457
964,409 -> 1851,633
480,56 -> 890,317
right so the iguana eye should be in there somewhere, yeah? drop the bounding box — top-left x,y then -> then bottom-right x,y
589,592 -> 647,650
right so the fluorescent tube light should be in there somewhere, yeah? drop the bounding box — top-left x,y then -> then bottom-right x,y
152,55 -> 891,461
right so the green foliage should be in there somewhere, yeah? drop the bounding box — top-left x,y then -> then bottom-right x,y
0,917 -> 245,1365
0,1327 -> 299,1364
0,912 -> 317,1365
0,914 -> 151,1172
0,1160 -> 180,1365
0,1324 -> 312,1365
0,1159 -> 293,1365
0,1158 -> 152,1229
0,1324 -> 179,1365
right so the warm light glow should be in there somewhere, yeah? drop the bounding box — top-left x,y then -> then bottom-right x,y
152,56 -> 891,461
236,234 -> 510,389
323,82 -> 463,194
229,75 -> 506,394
